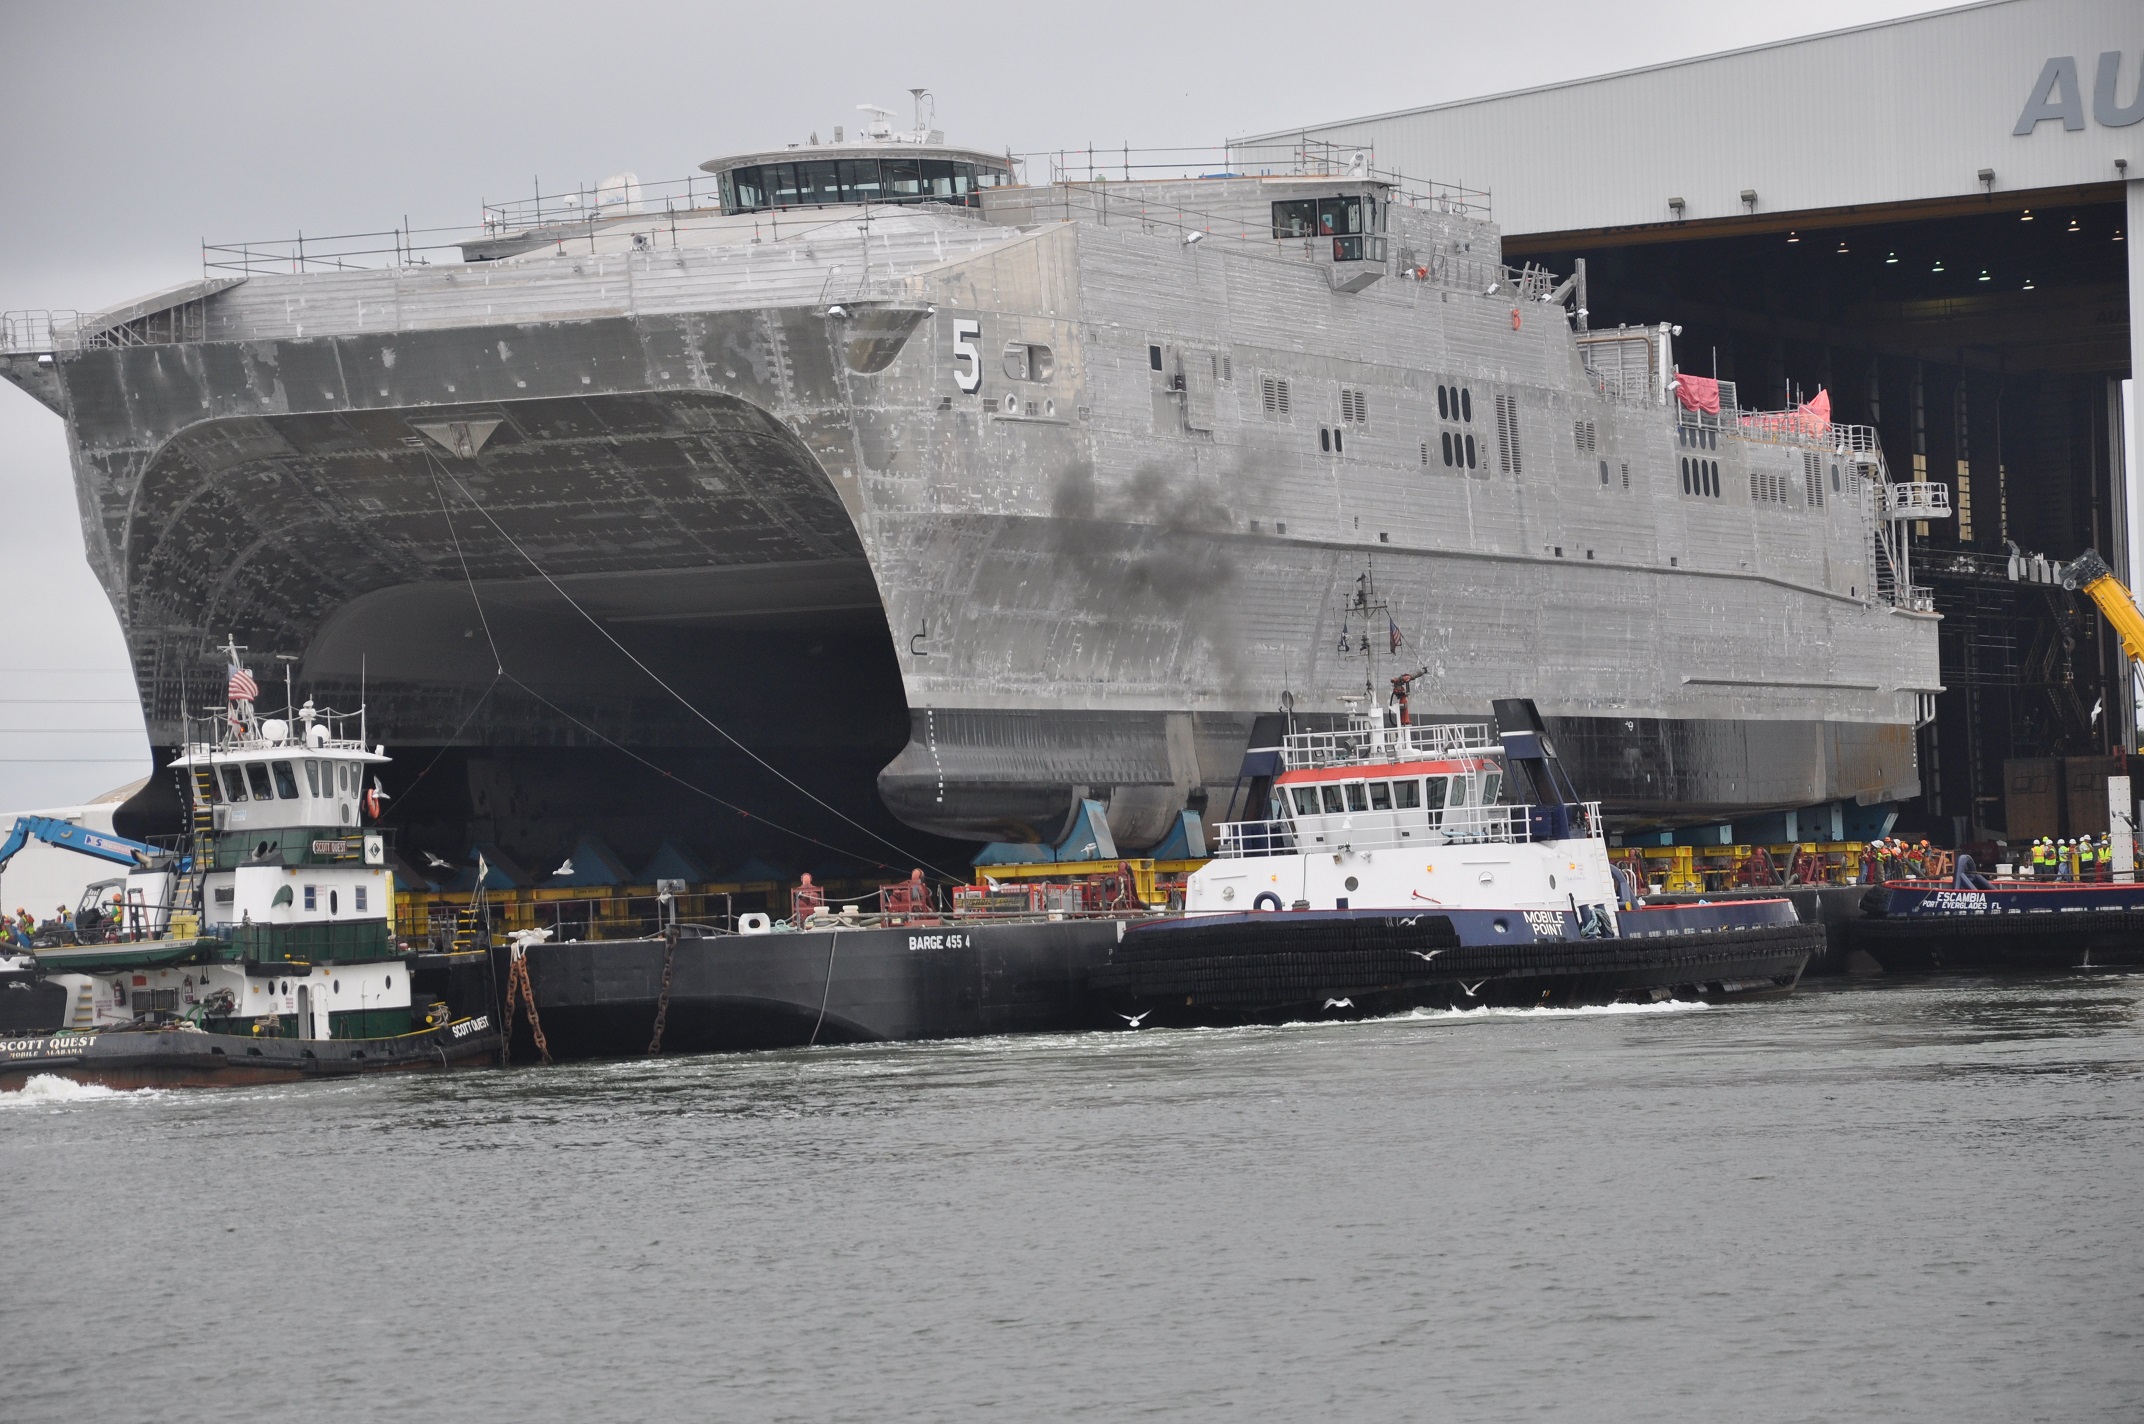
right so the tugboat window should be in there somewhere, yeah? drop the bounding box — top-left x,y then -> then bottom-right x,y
1345,783 -> 1369,812
1392,779 -> 1421,809
1320,786 -> 1346,814
1367,781 -> 1393,810
220,766 -> 248,802
1293,787 -> 1320,816
1448,776 -> 1468,807
245,763 -> 275,800
1482,771 -> 1503,803
304,761 -> 321,797
303,885 -> 316,911
272,761 -> 300,799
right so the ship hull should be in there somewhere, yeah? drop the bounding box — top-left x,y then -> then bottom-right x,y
0,1016 -> 500,1091
511,919 -> 1126,1059
1093,911 -> 1816,1027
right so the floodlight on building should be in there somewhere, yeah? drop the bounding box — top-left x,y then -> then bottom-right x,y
1739,189 -> 1757,212
1977,168 -> 1995,191
2019,209 -> 2033,222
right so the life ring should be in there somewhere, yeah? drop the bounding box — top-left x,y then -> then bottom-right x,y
1252,891 -> 1283,912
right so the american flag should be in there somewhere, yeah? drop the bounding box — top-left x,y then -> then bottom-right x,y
227,668 -> 259,703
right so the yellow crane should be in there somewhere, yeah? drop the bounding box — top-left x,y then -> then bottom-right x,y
2060,549 -> 2144,670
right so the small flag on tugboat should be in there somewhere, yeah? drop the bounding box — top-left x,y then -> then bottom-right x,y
1388,617 -> 1402,653
227,667 -> 259,703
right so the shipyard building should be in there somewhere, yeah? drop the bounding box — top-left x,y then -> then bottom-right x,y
1243,0 -> 2142,845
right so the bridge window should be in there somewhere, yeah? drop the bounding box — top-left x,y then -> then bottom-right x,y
220,766 -> 249,802
303,885 -> 317,911
1271,200 -> 1316,238
1345,783 -> 1369,812
304,761 -> 321,797
722,157 -> 1009,213
272,761 -> 300,799
1320,785 -> 1346,814
245,764 -> 274,800
1482,771 -> 1503,803
1446,775 -> 1467,808
1417,778 -> 1441,811
1292,787 -> 1320,816
1367,781 -> 1392,810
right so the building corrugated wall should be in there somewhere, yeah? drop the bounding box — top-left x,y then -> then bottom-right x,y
1237,0 -> 2138,237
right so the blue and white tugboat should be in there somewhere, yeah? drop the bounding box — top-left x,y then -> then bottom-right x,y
1093,694 -> 1820,1024
0,645 -> 499,1089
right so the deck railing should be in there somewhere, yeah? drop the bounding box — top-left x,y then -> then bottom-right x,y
1279,721 -> 1499,770
1211,801 -> 1603,858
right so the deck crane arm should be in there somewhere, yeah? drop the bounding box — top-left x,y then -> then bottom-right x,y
0,815 -> 167,877
2060,549 -> 2144,669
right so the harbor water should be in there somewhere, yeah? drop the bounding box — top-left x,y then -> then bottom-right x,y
4,975 -> 2140,1422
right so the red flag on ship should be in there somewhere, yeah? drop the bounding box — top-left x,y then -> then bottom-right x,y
227,668 -> 259,703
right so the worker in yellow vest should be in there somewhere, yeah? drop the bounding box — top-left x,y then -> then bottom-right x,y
2032,837 -> 2053,880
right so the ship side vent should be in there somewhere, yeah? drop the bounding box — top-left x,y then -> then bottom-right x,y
1494,393 -> 1522,475
1339,386 -> 1368,428
1260,373 -> 1291,419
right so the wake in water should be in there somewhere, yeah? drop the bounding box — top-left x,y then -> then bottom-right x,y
0,1073 -> 150,1107
1270,999 -> 1715,1031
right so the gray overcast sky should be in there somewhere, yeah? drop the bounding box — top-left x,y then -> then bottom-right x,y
0,0 -> 1943,812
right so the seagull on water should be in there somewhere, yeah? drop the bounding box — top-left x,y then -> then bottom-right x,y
1324,997 -> 1353,1010
1118,1011 -> 1150,1028
1461,979 -> 1489,998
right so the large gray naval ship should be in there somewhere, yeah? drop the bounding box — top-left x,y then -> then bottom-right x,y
1,99 -> 1944,861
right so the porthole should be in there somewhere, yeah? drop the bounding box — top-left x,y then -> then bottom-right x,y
1344,876 -> 1360,892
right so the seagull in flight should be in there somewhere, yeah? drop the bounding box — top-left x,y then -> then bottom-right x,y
1324,997 -> 1353,1010
1118,1011 -> 1150,1028
1410,949 -> 1444,963
1461,979 -> 1489,998
422,852 -> 455,870
552,858 -> 575,878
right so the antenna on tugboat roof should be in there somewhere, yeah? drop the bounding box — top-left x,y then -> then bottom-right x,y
275,653 -> 299,724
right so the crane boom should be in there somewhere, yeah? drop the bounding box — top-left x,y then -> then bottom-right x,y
0,815 -> 166,876
2060,549 -> 2144,669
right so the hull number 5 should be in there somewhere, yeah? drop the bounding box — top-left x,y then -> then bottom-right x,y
952,319 -> 981,394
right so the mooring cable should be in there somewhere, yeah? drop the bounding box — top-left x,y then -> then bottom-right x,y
807,928 -> 841,1047
424,451 -> 955,876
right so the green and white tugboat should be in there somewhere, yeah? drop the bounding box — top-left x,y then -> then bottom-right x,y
0,643 -> 500,1089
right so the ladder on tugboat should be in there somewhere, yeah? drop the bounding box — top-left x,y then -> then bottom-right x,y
175,763 -> 218,923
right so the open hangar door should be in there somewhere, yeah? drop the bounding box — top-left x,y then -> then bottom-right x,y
1516,182 -> 2134,842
